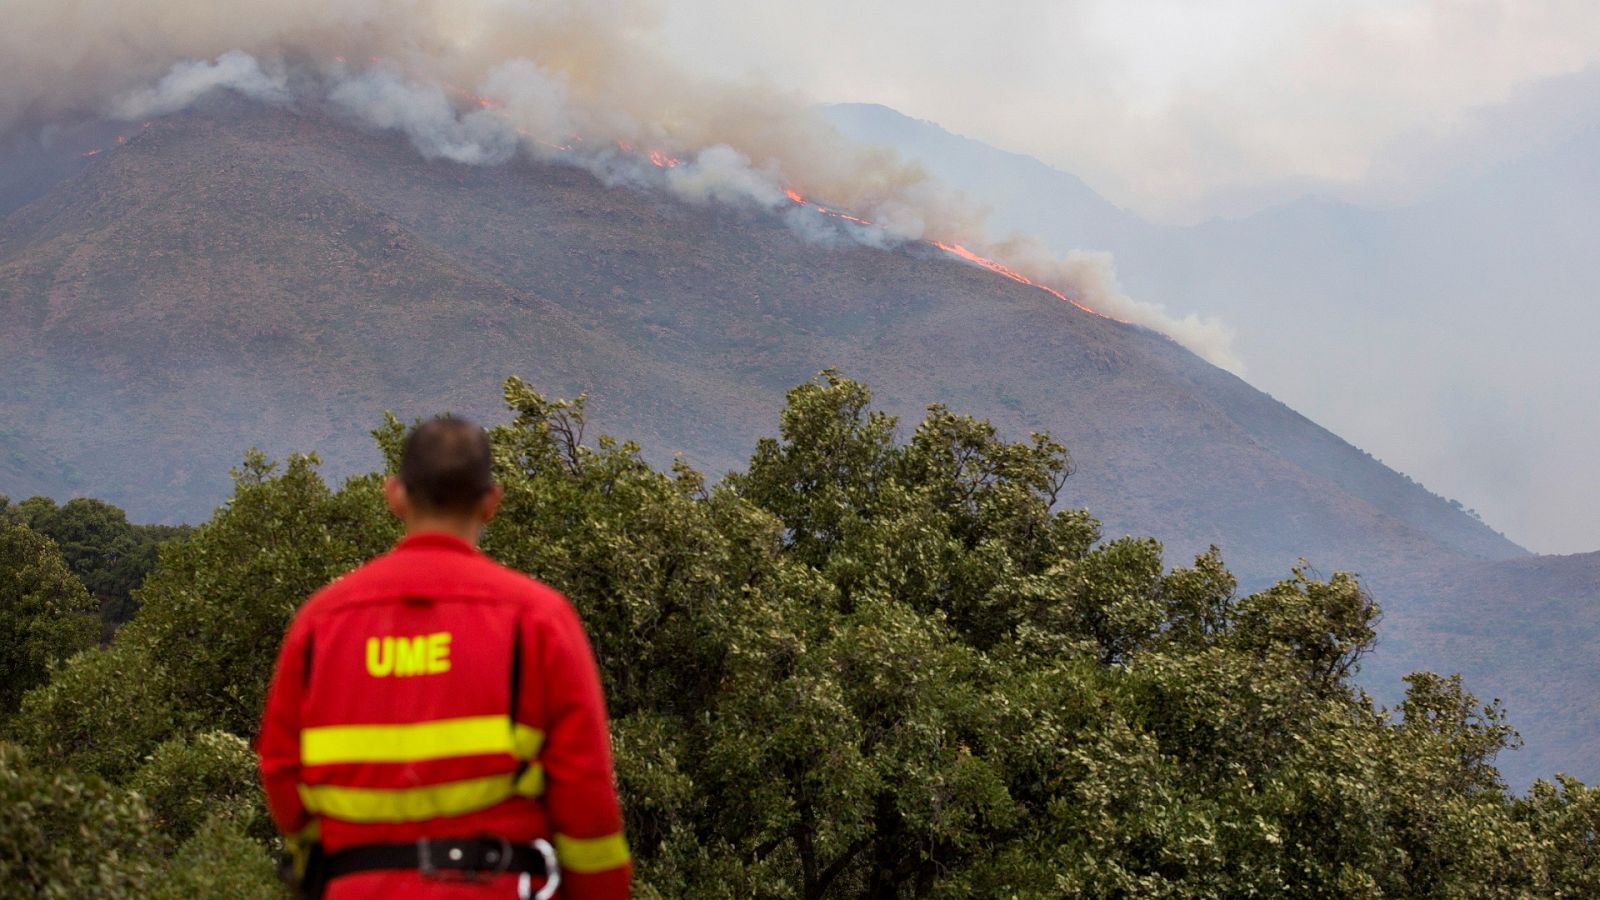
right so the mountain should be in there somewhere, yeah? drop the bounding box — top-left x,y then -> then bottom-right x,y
827,102 -> 1600,787
1,100 -> 1578,785
825,102 -> 1600,557
1362,550 -> 1600,785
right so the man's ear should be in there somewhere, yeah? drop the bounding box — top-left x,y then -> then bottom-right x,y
383,475 -> 410,521
478,483 -> 504,525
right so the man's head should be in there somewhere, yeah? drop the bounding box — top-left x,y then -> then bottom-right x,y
383,416 -> 502,539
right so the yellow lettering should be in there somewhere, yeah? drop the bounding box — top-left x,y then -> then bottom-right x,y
366,632 -> 452,677
394,635 -> 427,676
365,637 -> 394,677
428,632 -> 452,674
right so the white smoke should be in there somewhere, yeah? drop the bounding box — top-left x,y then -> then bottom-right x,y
479,60 -> 574,151
1023,246 -> 1243,374
328,69 -> 518,166
665,145 -> 786,209
0,0 -> 1242,371
110,50 -> 289,120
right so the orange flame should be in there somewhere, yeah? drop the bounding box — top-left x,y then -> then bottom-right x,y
931,241 -> 1111,319
320,72 -> 1112,325
787,182 -> 1113,319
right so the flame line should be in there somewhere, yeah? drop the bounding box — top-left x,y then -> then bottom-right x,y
781,189 -> 1115,321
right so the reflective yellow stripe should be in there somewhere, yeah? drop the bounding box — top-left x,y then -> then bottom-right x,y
299,772 -> 531,823
301,716 -> 543,766
515,763 -> 545,798
513,724 -> 544,759
554,832 -> 631,874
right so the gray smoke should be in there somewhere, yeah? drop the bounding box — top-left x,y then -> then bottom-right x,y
327,69 -> 518,166
111,50 -> 290,120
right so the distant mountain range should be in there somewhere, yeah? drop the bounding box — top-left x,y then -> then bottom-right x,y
0,100 -> 1592,787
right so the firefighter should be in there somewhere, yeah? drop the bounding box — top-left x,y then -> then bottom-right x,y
258,416 -> 631,898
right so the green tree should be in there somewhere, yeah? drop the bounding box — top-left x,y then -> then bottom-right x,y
4,373 -> 1585,897
0,743 -> 164,897
129,730 -> 271,844
148,813 -> 285,900
0,522 -> 98,722
2,495 -> 191,635
11,453 -> 394,780
1519,775 -> 1600,896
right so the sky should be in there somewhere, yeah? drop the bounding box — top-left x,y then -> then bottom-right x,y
657,0 -> 1600,224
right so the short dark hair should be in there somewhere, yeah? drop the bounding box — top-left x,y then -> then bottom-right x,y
398,416 -> 494,513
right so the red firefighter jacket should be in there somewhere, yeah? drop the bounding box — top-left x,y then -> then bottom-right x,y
259,532 -> 631,898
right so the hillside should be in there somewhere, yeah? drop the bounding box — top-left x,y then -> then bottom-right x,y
0,103 -> 1519,571
825,102 -> 1600,556
6,102 -> 1592,785
1357,550 -> 1600,786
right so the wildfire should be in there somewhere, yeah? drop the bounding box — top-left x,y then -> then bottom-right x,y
779,186 -> 1112,320
291,65 -> 1113,323
930,242 -> 1107,318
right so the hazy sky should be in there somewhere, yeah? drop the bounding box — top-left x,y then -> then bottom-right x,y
658,0 -> 1600,223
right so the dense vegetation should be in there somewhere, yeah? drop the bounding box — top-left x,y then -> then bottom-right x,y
2,374 -> 1597,897
0,495 -> 191,637
0,520 -> 99,720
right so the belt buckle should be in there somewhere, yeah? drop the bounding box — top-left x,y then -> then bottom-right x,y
417,835 -> 513,883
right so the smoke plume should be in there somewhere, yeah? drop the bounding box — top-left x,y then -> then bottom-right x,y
0,0 -> 1239,370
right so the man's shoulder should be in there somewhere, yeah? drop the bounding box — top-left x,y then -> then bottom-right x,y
294,554 -> 388,619
298,547 -> 568,617
477,555 -> 570,609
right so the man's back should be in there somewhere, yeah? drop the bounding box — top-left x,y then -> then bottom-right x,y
259,532 -> 631,898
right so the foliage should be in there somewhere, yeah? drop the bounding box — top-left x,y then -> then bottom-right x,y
5,373 -> 1596,897
0,522 -> 99,723
148,813 -> 286,900
0,743 -> 164,898
129,730 -> 272,844
1,495 -> 191,635
11,453 -> 395,781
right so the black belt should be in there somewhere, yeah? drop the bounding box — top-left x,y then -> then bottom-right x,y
323,836 -> 549,883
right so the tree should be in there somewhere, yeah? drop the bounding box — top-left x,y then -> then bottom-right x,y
11,453 -> 394,780
0,522 -> 98,722
3,373 -> 1584,897
0,743 -> 164,897
2,495 -> 191,635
